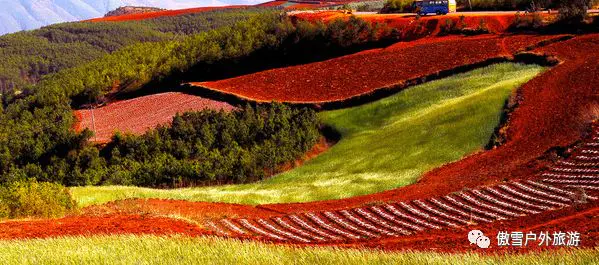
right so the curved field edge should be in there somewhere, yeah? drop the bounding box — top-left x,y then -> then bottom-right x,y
71,63 -> 546,207
185,34 -> 568,106
0,235 -> 596,265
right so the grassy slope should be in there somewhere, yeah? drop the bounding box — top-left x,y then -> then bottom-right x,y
72,63 -> 545,207
0,235 -> 597,264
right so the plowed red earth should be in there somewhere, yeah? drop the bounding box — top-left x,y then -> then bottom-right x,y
354,202 -> 599,253
73,92 -> 234,143
260,34 -> 599,213
190,34 -> 564,103
87,6 -> 248,22
2,201 -> 596,253
5,34 -> 599,254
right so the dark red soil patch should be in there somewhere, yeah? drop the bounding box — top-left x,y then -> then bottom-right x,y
73,92 -> 234,143
190,34 -> 563,103
0,214 -> 210,240
86,6 -> 248,23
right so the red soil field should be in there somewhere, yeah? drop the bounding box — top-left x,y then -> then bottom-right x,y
190,34 -> 565,103
289,11 -> 349,21
82,199 -> 282,221
4,201 -> 594,253
87,6 -> 248,22
5,31 -> 599,255
74,92 -> 234,143
62,124 -> 597,251
0,214 -> 210,240
196,123 -> 599,247
257,1 -> 288,7
258,34 -> 599,213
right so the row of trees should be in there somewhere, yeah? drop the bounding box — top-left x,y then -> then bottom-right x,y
102,104 -> 320,187
4,104 -> 320,188
30,13 -> 397,107
380,0 -> 597,12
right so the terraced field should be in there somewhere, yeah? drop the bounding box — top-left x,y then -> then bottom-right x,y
203,122 -> 599,246
72,63 -> 544,206
541,127 -> 599,191
74,92 -> 234,143
189,34 -> 563,104
207,178 -> 595,243
3,11 -> 599,262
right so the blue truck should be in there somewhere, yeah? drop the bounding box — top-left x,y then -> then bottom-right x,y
413,0 -> 456,15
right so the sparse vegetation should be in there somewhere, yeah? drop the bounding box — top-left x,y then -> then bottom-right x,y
380,0 -> 414,13
351,0 -> 387,12
0,179 -> 76,219
456,0 -> 549,11
510,11 -> 545,30
556,0 -> 592,23
440,16 -> 490,35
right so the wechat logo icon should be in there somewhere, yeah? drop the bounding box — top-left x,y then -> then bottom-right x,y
468,230 -> 491,249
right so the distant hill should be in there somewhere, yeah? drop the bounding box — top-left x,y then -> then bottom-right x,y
0,0 -> 268,36
104,6 -> 165,17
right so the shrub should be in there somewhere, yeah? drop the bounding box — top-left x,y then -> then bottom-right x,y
440,16 -> 489,35
0,199 -> 9,219
593,15 -> 599,27
0,179 -> 76,219
510,11 -> 544,30
356,4 -> 376,11
380,0 -> 413,13
556,0 -> 591,23
337,4 -> 351,10
458,0 -> 542,11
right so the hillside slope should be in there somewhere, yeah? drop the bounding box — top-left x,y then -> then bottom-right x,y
0,0 -> 253,35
